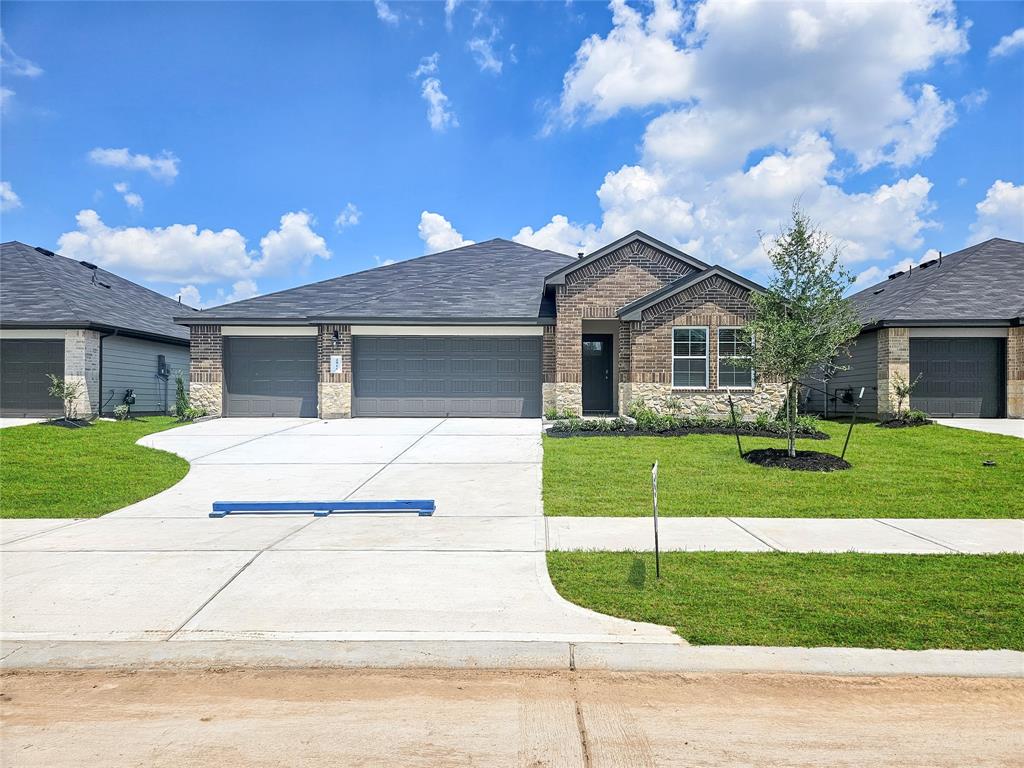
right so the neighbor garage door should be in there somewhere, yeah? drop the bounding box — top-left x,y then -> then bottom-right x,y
0,339 -> 65,417
910,337 -> 1005,418
352,335 -> 542,417
223,336 -> 317,417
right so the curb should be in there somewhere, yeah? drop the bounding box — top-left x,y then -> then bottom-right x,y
3,641 -> 1022,678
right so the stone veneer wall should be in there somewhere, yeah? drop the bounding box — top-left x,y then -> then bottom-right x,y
189,325 -> 223,416
554,240 -> 694,414
64,329 -> 100,417
317,324 -> 352,418
1007,326 -> 1023,418
876,327 -> 910,417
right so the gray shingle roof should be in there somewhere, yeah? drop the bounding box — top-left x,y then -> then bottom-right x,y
849,238 -> 1024,326
1,241 -> 192,342
180,239 -> 575,324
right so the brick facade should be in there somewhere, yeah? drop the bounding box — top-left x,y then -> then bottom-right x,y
317,324 -> 352,418
1007,326 -> 1024,418
189,324 -> 223,416
553,241 -> 784,417
63,329 -> 100,417
876,327 -> 910,417
554,239 -> 694,414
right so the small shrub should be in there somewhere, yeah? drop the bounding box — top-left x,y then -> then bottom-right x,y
113,404 -> 131,420
545,407 -> 578,420
795,413 -> 821,433
754,411 -> 773,431
46,374 -> 84,421
905,409 -> 930,424
663,396 -> 684,415
174,371 -> 189,417
177,405 -> 207,422
693,403 -> 712,427
889,371 -> 923,419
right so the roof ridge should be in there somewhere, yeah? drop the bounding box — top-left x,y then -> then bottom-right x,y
314,242 -> 557,317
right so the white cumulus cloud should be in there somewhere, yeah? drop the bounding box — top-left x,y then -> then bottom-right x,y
374,0 -> 400,25
418,211 -> 474,253
990,27 -> 1024,59
56,209 -> 330,285
88,147 -> 180,182
969,180 -> 1024,243
334,202 -> 362,230
113,182 -> 143,210
0,180 -> 22,211
525,0 -> 964,283
420,77 -> 458,131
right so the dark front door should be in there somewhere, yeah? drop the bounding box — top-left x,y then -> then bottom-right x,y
582,334 -> 613,414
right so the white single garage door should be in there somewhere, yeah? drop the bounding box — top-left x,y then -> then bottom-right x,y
352,335 -> 542,417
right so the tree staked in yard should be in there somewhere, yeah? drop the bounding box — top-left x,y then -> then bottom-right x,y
744,208 -> 861,457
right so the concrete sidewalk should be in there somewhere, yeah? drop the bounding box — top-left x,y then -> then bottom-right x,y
546,517 -> 1024,554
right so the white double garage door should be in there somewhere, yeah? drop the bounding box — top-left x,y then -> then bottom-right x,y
222,327 -> 543,418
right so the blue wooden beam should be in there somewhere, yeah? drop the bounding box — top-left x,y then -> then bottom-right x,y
209,499 -> 435,518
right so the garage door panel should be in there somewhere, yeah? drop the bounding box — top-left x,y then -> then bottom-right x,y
353,335 -> 541,417
224,337 -> 316,418
0,339 -> 65,417
910,337 -> 1003,418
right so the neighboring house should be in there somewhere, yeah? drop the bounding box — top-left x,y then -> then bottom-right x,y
0,241 -> 193,417
176,232 -> 786,419
805,238 -> 1023,419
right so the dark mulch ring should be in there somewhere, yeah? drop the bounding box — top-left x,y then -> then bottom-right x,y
743,448 -> 851,472
43,418 -> 93,429
547,426 -> 829,440
876,418 -> 934,429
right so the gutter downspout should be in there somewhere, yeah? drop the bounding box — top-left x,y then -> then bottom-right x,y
98,329 -> 119,416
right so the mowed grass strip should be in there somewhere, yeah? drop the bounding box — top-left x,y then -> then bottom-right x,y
543,421 -> 1024,518
1,417 -> 188,518
547,551 -> 1024,650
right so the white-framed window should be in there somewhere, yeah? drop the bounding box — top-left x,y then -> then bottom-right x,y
718,327 -> 754,389
672,327 -> 709,388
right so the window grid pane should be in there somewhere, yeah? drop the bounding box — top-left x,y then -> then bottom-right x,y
717,327 -> 753,388
672,327 -> 708,388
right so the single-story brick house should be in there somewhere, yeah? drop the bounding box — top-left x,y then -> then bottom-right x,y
0,241 -> 193,417
805,237 -> 1023,419
176,231 -> 787,419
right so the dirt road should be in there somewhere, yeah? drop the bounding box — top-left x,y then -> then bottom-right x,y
2,668 -> 1022,767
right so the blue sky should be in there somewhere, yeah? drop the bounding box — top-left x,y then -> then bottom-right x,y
1,0 -> 1022,307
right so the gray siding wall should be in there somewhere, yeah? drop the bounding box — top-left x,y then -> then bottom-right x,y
101,336 -> 189,414
802,330 -> 879,417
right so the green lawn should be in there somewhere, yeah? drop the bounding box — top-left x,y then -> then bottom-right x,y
548,551 -> 1024,650
1,417 -> 189,518
543,421 -> 1024,518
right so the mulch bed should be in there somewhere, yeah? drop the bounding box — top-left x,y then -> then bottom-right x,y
547,426 -> 829,440
43,418 -> 93,429
743,448 -> 851,472
876,418 -> 933,429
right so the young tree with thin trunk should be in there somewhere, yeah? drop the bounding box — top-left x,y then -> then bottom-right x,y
744,208 -> 861,458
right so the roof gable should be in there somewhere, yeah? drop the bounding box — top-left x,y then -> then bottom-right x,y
544,231 -> 709,286
618,266 -> 765,321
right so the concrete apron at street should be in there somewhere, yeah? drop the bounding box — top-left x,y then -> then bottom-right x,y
2,417 -> 1022,677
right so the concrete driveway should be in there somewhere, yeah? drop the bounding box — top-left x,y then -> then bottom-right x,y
1,418 -> 675,653
933,418 -> 1023,438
